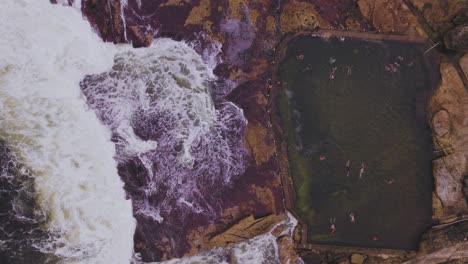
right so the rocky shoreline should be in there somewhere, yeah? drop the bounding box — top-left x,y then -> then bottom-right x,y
57,0 -> 467,262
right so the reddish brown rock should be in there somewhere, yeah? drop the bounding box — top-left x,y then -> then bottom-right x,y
184,0 -> 211,26
277,235 -> 301,264
244,121 -> 276,165
430,63 -> 468,219
280,1 -> 330,34
127,26 -> 153,47
186,214 -> 284,255
444,23 -> 468,52
460,53 -> 468,78
410,0 -> 468,32
432,109 -> 451,136
358,0 -> 424,35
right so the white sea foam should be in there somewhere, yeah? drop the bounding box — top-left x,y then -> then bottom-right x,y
82,39 -> 248,220
0,1 -> 135,263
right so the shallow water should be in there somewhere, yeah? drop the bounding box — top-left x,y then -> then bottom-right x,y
278,36 -> 436,250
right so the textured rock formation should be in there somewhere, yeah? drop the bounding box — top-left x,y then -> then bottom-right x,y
410,0 -> 468,32
277,234 -> 301,264
208,214 -> 284,248
279,0 -> 330,34
405,221 -> 468,263
444,23 -> 468,52
357,0 -> 423,34
461,53 -> 468,78
430,62 -> 468,219
350,253 -> 366,264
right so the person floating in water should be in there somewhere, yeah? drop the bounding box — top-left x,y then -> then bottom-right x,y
329,66 -> 338,80
329,218 -> 336,233
319,154 -> 326,161
372,236 -> 379,241
385,179 -> 397,184
297,54 -> 304,61
359,163 -> 365,179
349,213 -> 356,224
344,65 -> 352,76
346,160 -> 350,177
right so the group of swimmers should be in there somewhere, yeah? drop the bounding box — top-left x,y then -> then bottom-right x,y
329,213 -> 356,233
345,160 -> 365,179
322,156 -> 397,184
323,157 -> 396,239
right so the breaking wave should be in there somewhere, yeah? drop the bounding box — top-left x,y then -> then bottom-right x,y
0,1 -> 135,263
1,0 -> 249,262
81,39 -> 248,222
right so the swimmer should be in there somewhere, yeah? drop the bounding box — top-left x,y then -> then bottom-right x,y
344,65 -> 352,76
320,154 -> 326,161
359,163 -> 365,179
297,54 -> 304,60
372,236 -> 379,241
385,179 -> 397,184
329,66 -> 338,80
349,213 -> 356,224
346,160 -> 350,177
329,218 -> 336,233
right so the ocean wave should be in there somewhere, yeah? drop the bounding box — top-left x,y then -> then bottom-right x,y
81,38 -> 249,221
0,1 -> 135,263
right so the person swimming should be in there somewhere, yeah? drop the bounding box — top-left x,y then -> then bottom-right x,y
329,218 -> 336,233
359,163 -> 365,179
346,160 -> 350,177
329,66 -> 338,80
385,179 -> 397,184
320,154 -> 326,161
349,213 -> 355,224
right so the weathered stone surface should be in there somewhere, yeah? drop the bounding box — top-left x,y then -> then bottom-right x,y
350,253 -> 366,264
464,175 -> 468,202
432,109 -> 451,136
127,25 -> 153,47
184,0 -> 211,26
208,214 -> 284,248
358,0 -> 423,35
444,23 -> 468,52
410,0 -> 468,32
245,121 -> 276,165
460,53 -> 468,79
405,221 -> 468,263
430,63 -> 468,219
280,0 -> 330,34
277,235 -> 301,264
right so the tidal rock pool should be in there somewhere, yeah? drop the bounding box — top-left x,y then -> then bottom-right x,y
278,35 -> 438,250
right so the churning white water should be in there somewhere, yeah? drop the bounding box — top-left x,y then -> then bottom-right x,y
0,1 -> 135,263
82,39 -> 248,223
